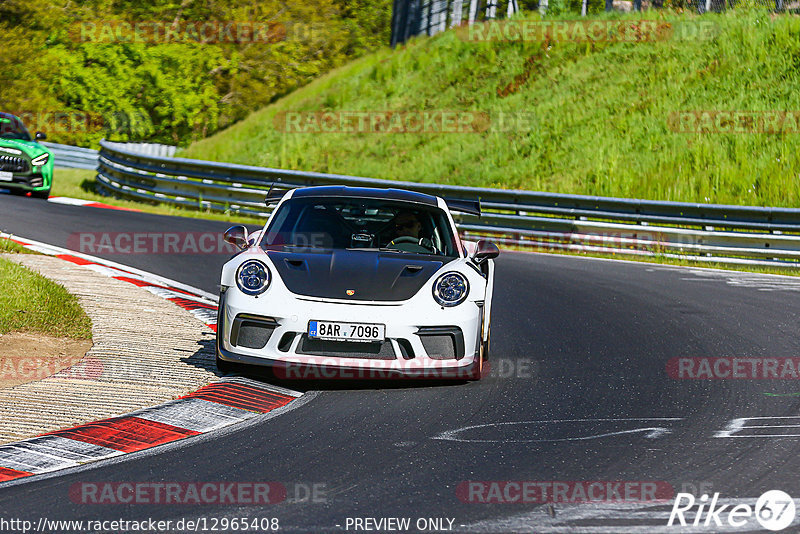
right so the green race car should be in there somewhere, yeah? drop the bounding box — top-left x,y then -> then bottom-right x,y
0,112 -> 53,198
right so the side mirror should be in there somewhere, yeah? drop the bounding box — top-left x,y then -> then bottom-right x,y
35,132 -> 47,141
224,225 -> 250,250
473,239 -> 499,264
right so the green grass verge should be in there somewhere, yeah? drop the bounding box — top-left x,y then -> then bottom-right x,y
0,238 -> 34,254
179,10 -> 800,208
51,168 -> 266,226
0,256 -> 92,339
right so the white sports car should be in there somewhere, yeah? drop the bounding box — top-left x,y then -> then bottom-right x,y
215,186 -> 498,380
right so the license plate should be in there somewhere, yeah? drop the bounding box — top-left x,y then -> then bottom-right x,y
308,320 -> 385,342
0,172 -> 12,181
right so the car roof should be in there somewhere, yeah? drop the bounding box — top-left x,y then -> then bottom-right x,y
0,112 -> 20,121
290,186 -> 439,207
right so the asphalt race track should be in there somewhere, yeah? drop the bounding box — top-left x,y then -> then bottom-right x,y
2,193 -> 800,532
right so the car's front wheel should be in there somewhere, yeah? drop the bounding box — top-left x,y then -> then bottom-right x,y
215,291 -> 238,375
467,353 -> 484,381
482,323 -> 491,362
31,188 -> 50,199
467,324 -> 489,381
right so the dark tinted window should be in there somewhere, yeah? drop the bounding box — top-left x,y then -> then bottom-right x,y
0,115 -> 32,141
261,197 -> 458,257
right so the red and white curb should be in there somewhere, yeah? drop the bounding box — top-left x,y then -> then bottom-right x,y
0,378 -> 300,484
47,196 -> 143,212
0,233 -> 304,485
1,233 -> 219,330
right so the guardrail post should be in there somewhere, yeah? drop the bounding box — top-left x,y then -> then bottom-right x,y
469,0 -> 480,22
450,0 -> 463,26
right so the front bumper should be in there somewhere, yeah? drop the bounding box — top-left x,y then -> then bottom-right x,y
217,343 -> 481,379
217,288 -> 483,380
0,170 -> 50,192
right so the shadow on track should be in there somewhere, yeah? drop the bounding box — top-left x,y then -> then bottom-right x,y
179,338 -> 477,393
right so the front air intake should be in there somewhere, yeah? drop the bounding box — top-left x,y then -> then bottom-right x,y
231,315 -> 277,349
297,335 -> 396,359
416,326 -> 464,360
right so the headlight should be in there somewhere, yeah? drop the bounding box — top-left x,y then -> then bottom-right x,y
236,260 -> 270,295
31,153 -> 49,166
432,271 -> 469,307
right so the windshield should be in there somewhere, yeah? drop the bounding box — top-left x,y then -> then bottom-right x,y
0,115 -> 32,141
260,196 -> 459,257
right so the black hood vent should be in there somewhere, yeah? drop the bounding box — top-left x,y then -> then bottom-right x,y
267,249 -> 453,301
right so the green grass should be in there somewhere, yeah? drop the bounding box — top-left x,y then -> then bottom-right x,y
51,168 -> 266,225
0,256 -> 92,339
179,10 -> 800,207
0,238 -> 34,254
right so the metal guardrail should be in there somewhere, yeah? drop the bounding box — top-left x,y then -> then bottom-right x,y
391,0 -> 520,47
96,139 -> 800,268
44,141 -> 177,170
42,142 -> 99,170
103,141 -> 177,158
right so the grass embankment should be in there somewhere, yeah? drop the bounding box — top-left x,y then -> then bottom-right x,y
54,11 -> 800,275
180,10 -> 800,208
0,242 -> 91,339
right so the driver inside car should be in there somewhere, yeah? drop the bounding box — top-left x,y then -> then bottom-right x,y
393,212 -> 423,240
387,211 -> 436,252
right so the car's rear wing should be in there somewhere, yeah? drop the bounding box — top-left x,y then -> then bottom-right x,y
444,198 -> 481,217
264,188 -> 481,216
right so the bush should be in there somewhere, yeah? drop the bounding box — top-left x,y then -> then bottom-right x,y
0,0 -> 392,147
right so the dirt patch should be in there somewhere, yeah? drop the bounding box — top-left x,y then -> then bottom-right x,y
0,332 -> 94,388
